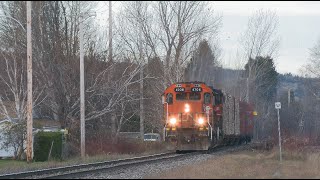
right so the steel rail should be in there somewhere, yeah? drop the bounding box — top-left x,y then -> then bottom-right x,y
44,152 -> 197,179
0,144 -> 249,179
0,152 -> 176,179
44,145 -> 245,179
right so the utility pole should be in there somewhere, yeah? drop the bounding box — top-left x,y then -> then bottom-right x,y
288,89 -> 291,109
108,1 -> 117,140
108,1 -> 112,63
80,13 -> 85,158
26,1 -> 33,163
79,9 -> 96,157
138,1 -> 144,140
246,56 -> 252,104
246,77 -> 249,103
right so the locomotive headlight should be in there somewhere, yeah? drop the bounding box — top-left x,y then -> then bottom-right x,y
198,118 -> 204,125
184,104 -> 190,113
170,117 -> 177,125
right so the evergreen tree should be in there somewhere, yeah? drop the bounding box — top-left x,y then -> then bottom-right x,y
244,56 -> 278,140
184,40 -> 216,85
244,56 -> 278,104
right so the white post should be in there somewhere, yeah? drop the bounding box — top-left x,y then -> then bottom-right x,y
277,109 -> 282,163
275,102 -> 282,163
26,1 -> 33,163
80,14 -> 85,158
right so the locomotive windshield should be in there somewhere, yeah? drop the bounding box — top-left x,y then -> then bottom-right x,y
176,92 -> 187,100
189,92 -> 201,100
176,92 -> 201,101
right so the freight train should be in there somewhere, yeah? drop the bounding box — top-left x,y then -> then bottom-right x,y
162,81 -> 256,151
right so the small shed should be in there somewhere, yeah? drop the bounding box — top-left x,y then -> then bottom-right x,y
0,118 -> 63,158
0,119 -> 16,158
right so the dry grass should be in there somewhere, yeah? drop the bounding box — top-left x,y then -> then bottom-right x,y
146,146 -> 320,179
0,154 -> 130,174
0,142 -> 170,175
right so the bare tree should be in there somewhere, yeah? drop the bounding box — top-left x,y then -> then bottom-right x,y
239,9 -> 280,103
299,37 -> 320,141
0,1 -> 225,155
237,9 -> 281,141
304,38 -> 320,79
116,2 -> 222,138
240,9 -> 280,60
154,1 -> 222,85
0,50 -> 45,160
119,1 -> 221,86
299,38 -> 320,142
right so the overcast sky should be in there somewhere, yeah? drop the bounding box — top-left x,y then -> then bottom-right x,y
96,1 -> 320,76
211,1 -> 320,75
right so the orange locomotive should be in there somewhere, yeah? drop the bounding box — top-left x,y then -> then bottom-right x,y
162,81 -> 255,151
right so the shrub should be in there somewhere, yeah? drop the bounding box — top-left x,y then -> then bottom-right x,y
33,131 -> 63,162
86,136 -> 167,155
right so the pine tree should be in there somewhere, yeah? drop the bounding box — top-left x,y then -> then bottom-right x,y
244,56 -> 278,104
184,40 -> 216,85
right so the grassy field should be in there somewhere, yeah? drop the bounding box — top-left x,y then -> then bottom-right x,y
146,146 -> 320,179
0,155 -> 125,174
0,142 -> 170,175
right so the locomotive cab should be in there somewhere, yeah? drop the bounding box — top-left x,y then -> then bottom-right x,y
162,82 -> 214,151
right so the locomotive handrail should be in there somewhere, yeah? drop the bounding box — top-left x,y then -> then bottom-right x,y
163,102 -> 169,141
206,107 -> 213,140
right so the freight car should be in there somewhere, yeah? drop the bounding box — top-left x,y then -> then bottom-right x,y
162,81 -> 256,151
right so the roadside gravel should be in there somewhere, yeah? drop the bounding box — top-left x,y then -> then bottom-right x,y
81,153 -> 211,179
82,145 -> 250,179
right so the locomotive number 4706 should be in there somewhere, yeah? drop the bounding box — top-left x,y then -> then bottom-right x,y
191,87 -> 202,92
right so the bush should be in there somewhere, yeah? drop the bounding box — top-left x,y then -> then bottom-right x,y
86,136 -> 167,155
33,131 -> 63,162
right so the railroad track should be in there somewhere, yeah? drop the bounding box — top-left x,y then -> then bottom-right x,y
0,152 -> 189,179
0,144 -> 249,179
